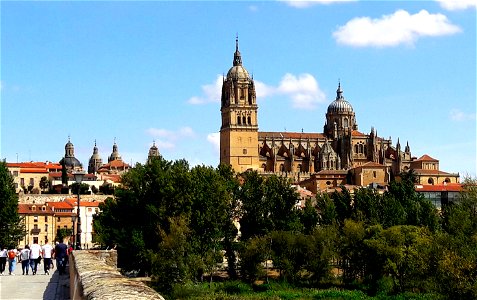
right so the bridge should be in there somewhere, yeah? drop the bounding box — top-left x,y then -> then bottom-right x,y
0,250 -> 163,300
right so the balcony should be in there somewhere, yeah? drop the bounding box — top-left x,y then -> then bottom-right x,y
30,228 -> 40,235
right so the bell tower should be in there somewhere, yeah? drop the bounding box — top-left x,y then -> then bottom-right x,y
220,37 -> 259,172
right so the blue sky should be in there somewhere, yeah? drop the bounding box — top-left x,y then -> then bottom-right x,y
1,0 -> 476,177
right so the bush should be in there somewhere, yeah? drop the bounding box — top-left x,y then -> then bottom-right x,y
221,281 -> 253,294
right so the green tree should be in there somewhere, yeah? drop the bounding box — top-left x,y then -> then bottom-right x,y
0,161 -> 26,247
56,228 -> 72,243
70,182 -> 90,195
39,176 -> 49,192
364,225 -> 433,293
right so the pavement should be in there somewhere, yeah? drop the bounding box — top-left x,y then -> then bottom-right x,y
0,260 -> 70,300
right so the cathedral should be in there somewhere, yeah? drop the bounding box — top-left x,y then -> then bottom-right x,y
219,38 -> 459,192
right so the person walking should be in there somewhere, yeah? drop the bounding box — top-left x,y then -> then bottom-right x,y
29,240 -> 41,275
54,240 -> 68,275
20,246 -> 31,275
7,246 -> 18,275
0,246 -> 7,275
42,239 -> 53,275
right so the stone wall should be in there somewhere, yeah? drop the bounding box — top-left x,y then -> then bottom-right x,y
19,194 -> 110,204
70,250 -> 164,300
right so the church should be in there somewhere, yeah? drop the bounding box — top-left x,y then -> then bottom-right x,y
219,38 -> 459,192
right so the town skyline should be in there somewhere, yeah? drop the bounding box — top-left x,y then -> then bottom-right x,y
2,1 -> 476,177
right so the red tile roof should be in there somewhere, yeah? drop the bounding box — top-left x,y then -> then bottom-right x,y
414,169 -> 450,175
415,183 -> 462,192
47,201 -> 74,209
259,131 -> 325,140
353,162 -> 385,168
415,154 -> 438,162
18,203 -> 54,214
19,167 -> 48,173
351,130 -> 366,137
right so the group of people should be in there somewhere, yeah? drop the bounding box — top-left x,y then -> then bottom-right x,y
0,239 -> 70,276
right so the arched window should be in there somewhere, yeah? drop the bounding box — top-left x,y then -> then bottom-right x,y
344,118 -> 349,128
444,178 -> 451,183
354,144 -> 359,154
326,181 -> 331,185
359,144 -> 364,154
242,116 -> 246,125
237,116 -> 241,125
247,116 -> 251,125
261,164 -> 266,170
428,178 -> 434,185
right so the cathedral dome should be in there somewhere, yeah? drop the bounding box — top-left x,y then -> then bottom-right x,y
327,82 -> 354,114
227,65 -> 250,80
60,157 -> 82,168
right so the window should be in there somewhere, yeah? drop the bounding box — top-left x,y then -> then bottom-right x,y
13,171 -> 18,177
373,171 -> 377,178
45,216 -> 48,222
34,215 -> 38,222
243,149 -> 247,155
29,178 -> 34,186
33,224 -> 38,230
88,208 -> 92,212
20,178 -> 25,186
57,217 -> 61,222
237,116 -> 241,125
33,237 -> 38,244
248,116 -> 251,125
45,224 -> 48,232
428,178 -> 434,185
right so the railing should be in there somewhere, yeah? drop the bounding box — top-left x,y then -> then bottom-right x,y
31,228 -> 41,235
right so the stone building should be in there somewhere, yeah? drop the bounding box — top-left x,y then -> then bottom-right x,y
219,38 -> 459,191
59,137 -> 83,172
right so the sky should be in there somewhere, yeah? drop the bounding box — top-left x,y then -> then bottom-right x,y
1,0 -> 476,178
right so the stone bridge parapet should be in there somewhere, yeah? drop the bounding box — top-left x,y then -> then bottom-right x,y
70,250 -> 164,300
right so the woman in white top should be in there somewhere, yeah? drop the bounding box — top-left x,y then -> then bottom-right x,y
0,246 -> 7,275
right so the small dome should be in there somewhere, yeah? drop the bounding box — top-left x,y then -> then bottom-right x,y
227,65 -> 250,80
327,99 -> 354,113
60,157 -> 82,168
327,82 -> 354,113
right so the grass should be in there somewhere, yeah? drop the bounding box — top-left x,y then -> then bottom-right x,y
167,281 -> 444,300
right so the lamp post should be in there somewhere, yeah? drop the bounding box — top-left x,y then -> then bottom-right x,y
73,171 -> 86,250
71,215 -> 76,247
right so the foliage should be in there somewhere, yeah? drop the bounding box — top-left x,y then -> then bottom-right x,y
99,182 -> 115,195
39,176 -> 49,192
0,161 -> 26,248
70,182 -> 90,194
56,227 -> 72,243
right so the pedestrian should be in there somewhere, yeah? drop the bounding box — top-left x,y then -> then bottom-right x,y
20,245 -> 30,275
7,246 -> 18,275
29,240 -> 41,275
42,239 -> 53,275
54,239 -> 68,275
0,246 -> 7,275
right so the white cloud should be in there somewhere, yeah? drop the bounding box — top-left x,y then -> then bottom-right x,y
207,132 -> 220,154
333,9 -> 461,48
282,0 -> 356,8
436,0 -> 477,11
277,73 -> 326,109
450,109 -> 476,121
189,73 -> 325,110
249,5 -> 259,12
145,126 -> 196,150
187,75 -> 223,104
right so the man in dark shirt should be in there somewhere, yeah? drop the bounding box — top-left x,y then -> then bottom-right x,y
54,241 -> 68,275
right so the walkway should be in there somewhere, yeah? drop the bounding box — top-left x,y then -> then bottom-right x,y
0,261 -> 70,300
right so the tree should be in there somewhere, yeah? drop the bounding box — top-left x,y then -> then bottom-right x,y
39,176 -> 49,192
0,161 -> 26,247
56,228 -> 72,243
70,182 -> 90,195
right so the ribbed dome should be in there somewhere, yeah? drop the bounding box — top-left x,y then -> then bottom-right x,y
327,99 -> 354,113
227,65 -> 250,80
327,82 -> 354,113
60,157 -> 82,168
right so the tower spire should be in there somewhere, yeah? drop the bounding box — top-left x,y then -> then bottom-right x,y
233,35 -> 242,66
336,80 -> 344,100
